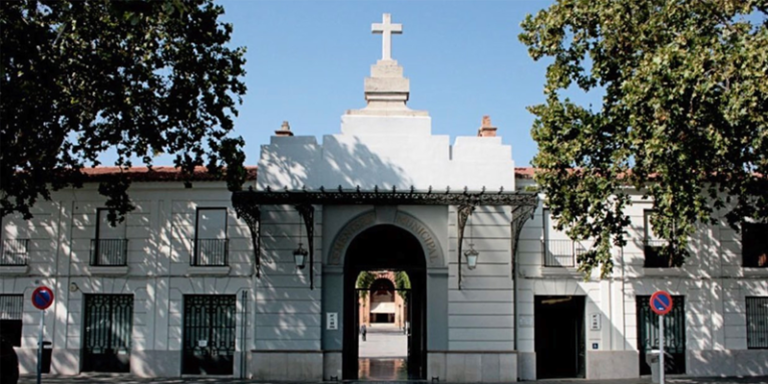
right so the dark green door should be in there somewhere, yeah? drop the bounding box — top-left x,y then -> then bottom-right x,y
82,294 -> 133,372
182,295 -> 236,375
636,295 -> 686,375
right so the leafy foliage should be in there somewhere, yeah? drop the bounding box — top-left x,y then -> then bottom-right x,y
356,271 -> 376,299
355,271 -> 411,301
519,0 -> 768,276
1,0 -> 247,222
395,271 -> 410,301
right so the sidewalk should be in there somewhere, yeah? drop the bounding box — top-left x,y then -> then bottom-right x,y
359,323 -> 408,358
17,374 -> 768,384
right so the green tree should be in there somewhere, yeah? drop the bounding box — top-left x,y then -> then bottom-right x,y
519,1 -> 767,276
1,0 -> 247,223
394,271 -> 410,301
356,271 -> 376,299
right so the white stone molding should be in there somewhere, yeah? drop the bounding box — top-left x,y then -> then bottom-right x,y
84,265 -> 129,276
0,265 -> 29,275
187,265 -> 230,276
326,209 -> 445,268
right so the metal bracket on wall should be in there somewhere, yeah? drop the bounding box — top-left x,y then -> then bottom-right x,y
234,202 -> 261,277
456,203 -> 476,290
510,196 -> 538,278
231,187 -> 540,289
295,203 -> 315,290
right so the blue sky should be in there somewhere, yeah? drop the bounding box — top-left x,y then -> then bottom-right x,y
213,0 -> 577,168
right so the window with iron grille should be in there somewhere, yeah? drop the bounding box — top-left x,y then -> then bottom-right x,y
746,297 -> 768,349
541,208 -> 583,267
91,209 -> 128,266
644,210 -> 670,268
742,222 -> 768,268
1,239 -> 29,266
0,295 -> 23,346
192,208 -> 228,266
1,217 -> 30,266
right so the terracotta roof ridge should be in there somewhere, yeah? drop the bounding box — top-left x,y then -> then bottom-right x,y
74,165 -> 258,181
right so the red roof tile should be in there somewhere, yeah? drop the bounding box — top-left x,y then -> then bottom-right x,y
514,167 -> 536,179
77,166 -> 257,182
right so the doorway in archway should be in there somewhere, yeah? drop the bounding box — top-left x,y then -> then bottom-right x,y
343,224 -> 427,380
356,271 -> 410,380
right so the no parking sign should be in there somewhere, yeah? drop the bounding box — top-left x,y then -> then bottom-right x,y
650,290 -> 673,315
31,286 -> 54,310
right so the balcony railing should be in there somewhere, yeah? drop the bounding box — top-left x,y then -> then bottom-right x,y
90,239 -> 128,266
542,239 -> 586,267
643,239 -> 671,268
192,239 -> 229,266
1,239 -> 29,266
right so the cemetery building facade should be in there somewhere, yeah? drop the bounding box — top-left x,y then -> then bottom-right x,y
2,13 -> 768,382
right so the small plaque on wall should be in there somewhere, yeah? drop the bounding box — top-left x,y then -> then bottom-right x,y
327,312 -> 338,330
590,313 -> 601,331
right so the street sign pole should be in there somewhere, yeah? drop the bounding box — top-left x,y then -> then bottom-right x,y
650,290 -> 672,384
37,309 -> 44,384
659,314 -> 664,384
31,285 -> 54,384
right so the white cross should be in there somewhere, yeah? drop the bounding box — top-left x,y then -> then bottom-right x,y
372,13 -> 402,61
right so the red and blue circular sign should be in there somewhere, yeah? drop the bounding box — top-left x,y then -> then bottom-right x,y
650,290 -> 673,315
31,286 -> 54,310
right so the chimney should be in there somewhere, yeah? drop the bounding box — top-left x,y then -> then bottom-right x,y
478,115 -> 497,137
275,121 -> 294,137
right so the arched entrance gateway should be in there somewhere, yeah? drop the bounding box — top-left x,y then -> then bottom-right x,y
231,190 -> 538,382
343,225 -> 427,379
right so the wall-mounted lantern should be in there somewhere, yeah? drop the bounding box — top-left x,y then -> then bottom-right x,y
294,243 -> 308,269
464,243 -> 479,270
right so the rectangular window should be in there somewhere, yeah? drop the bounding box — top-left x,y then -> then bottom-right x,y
1,217 -> 30,266
91,209 -> 128,266
746,297 -> 768,349
541,208 -> 581,267
193,208 -> 228,266
0,295 -> 23,346
742,222 -> 768,268
644,210 -> 670,268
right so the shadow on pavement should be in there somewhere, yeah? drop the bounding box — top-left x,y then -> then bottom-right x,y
17,373 -> 768,384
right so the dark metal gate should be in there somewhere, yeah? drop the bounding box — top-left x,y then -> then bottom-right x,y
637,295 -> 686,375
182,295 -> 236,375
83,294 -> 133,372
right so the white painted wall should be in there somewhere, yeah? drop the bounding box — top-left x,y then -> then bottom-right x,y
2,175 -> 767,379
0,180 -> 258,377
257,114 -> 515,192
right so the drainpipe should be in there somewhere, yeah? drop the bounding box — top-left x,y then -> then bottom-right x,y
240,289 -> 248,379
621,246 -> 626,351
512,220 -> 519,352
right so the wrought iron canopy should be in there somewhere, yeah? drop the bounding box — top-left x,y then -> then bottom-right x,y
232,186 -> 538,290
233,185 -> 537,207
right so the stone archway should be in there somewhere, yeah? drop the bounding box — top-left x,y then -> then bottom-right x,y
327,209 -> 445,268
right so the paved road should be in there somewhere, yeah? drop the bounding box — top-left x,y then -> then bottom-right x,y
14,323 -> 768,383
17,325 -> 768,384
358,323 -> 408,380
359,323 -> 407,358
17,375 -> 768,383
